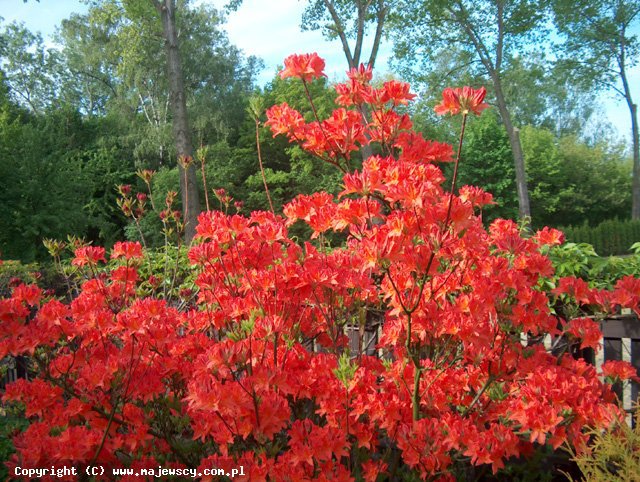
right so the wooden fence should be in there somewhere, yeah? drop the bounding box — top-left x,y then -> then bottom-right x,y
596,313 -> 640,425
347,313 -> 640,425
3,314 -> 640,424
0,355 -> 30,391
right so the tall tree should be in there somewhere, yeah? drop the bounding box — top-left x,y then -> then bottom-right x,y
148,0 -> 199,241
60,0 -> 257,241
0,21 -> 60,114
391,0 -> 550,220
58,2 -> 257,162
56,3 -> 131,117
227,0 -> 391,70
300,0 -> 391,70
553,0 -> 640,219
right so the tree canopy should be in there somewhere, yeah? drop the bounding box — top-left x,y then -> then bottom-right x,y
553,0 -> 640,219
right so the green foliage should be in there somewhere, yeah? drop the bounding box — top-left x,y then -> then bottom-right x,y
562,219 -> 640,257
555,135 -> 631,225
0,260 -> 38,297
519,125 -> 565,224
0,98 -> 135,261
82,145 -> 134,245
0,406 -> 29,482
56,0 -> 259,164
0,106 -> 90,261
456,110 -> 518,221
447,112 -> 630,228
200,141 -> 262,211
566,408 -> 640,482
0,21 -> 60,114
549,240 -> 640,289
0,1 -> 262,262
548,242 -> 599,280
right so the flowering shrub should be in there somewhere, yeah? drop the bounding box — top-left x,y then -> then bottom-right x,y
1,53 -> 639,481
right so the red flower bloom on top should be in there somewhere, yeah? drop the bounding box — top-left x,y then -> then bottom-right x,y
72,246 -> 106,267
380,80 -> 416,106
435,86 -> 489,116
280,53 -> 326,81
265,102 -> 305,138
347,63 -> 373,84
533,227 -> 565,247
111,241 -> 143,260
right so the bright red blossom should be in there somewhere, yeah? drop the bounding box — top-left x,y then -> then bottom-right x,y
601,360 -> 639,381
279,52 -> 326,81
435,86 -> 489,116
265,102 -> 305,137
72,246 -> 106,267
534,226 -> 565,246
567,317 -> 602,351
110,241 -> 143,260
381,80 -> 416,106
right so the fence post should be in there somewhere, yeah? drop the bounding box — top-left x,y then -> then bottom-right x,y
622,337 -> 633,426
595,335 -> 605,383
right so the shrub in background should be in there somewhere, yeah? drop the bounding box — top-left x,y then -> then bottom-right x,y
566,406 -> 640,482
562,219 -> 640,256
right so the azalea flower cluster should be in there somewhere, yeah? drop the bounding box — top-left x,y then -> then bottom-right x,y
267,54 -> 449,173
1,53 -> 639,481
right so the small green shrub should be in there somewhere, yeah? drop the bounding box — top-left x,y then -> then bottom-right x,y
549,242 -> 640,290
0,405 -> 29,481
0,260 -> 39,298
566,407 -> 640,482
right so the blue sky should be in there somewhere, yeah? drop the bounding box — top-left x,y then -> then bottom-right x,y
2,0 -> 638,144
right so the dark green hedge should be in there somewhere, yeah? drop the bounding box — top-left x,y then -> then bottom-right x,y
561,219 -> 640,256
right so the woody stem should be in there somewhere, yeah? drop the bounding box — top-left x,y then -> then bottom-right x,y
444,113 -> 468,228
256,118 -> 275,214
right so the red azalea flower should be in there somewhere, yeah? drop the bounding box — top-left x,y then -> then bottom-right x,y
380,80 -> 416,106
265,102 -> 305,137
602,360 -> 639,382
534,226 -> 565,246
280,53 -> 326,81
347,63 -> 373,83
72,246 -> 106,267
566,317 -> 602,351
435,86 -> 489,116
111,241 -> 143,260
